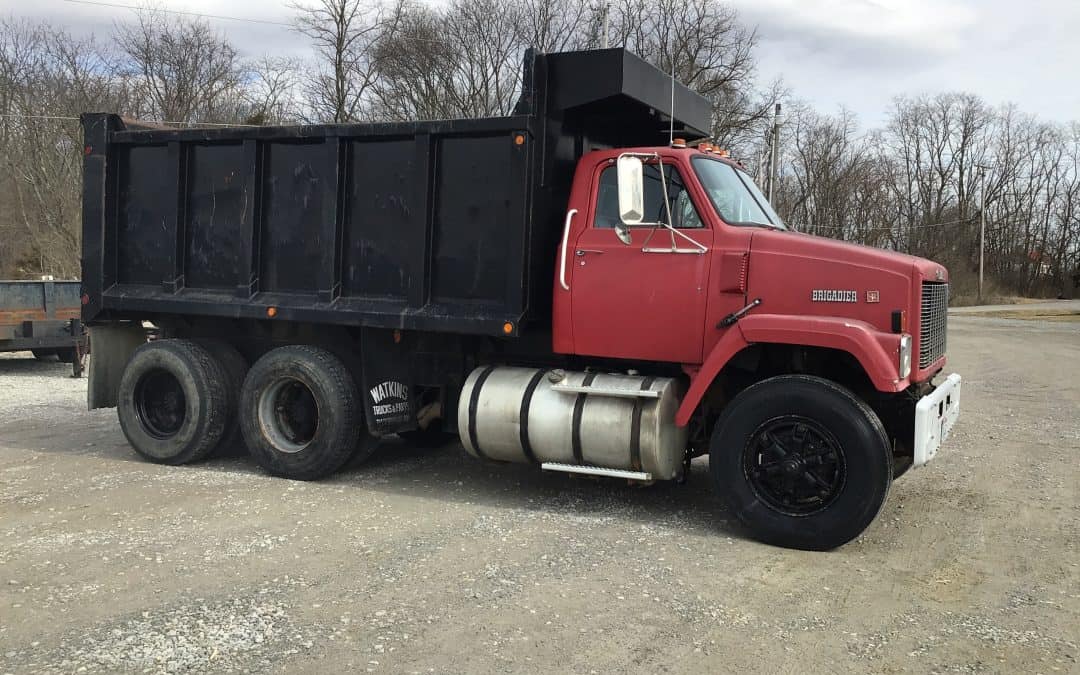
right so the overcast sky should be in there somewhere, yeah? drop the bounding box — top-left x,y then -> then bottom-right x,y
8,0 -> 1079,129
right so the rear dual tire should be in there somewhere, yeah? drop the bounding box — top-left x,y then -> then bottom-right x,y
117,340 -> 230,465
118,340 -> 368,480
239,345 -> 364,480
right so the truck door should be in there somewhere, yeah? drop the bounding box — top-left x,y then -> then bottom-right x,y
570,161 -> 713,364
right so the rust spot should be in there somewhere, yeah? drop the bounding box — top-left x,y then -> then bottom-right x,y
0,310 -> 47,324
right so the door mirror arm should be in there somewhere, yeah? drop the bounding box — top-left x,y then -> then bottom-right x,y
615,152 -> 707,254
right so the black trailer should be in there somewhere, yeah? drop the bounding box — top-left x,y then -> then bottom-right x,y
0,280 -> 88,376
82,47 -> 710,478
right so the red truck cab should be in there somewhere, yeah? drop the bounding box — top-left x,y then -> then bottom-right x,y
546,143 -> 961,548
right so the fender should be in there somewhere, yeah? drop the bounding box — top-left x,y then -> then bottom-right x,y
675,314 -> 906,426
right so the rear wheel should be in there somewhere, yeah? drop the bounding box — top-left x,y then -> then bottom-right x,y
240,345 -> 361,480
197,339 -> 249,456
117,339 -> 229,465
710,375 -> 892,551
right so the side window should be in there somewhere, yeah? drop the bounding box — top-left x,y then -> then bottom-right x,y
593,163 -> 704,229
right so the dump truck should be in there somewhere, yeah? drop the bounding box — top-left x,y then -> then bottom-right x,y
80,47 -> 961,550
0,280 -> 88,376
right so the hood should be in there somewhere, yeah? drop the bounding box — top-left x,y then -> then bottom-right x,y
745,230 -> 948,334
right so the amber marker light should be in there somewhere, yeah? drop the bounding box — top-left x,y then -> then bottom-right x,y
503,322 -> 514,335
267,306 -> 277,318
514,133 -> 525,145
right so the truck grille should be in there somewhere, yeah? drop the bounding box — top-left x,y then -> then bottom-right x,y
919,282 -> 949,368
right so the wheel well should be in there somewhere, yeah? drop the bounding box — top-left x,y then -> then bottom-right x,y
693,343 -> 912,459
688,343 -> 877,452
719,343 -> 875,399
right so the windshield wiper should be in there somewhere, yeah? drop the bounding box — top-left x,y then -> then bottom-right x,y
730,221 -> 785,231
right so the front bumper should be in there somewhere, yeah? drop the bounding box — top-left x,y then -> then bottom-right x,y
912,373 -> 962,467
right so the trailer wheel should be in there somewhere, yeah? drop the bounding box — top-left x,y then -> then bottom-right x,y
710,375 -> 892,551
31,349 -> 55,361
117,340 -> 229,465
240,345 -> 361,480
196,339 -> 249,456
55,347 -> 78,364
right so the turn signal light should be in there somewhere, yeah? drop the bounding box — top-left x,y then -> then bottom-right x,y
891,309 -> 907,333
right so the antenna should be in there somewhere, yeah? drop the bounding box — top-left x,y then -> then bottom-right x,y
669,54 -> 675,146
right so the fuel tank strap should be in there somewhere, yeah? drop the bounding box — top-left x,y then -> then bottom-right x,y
517,369 -> 547,464
571,372 -> 598,464
467,365 -> 497,460
628,377 -> 656,471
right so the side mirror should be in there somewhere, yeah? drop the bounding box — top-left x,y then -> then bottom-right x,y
617,155 -> 645,226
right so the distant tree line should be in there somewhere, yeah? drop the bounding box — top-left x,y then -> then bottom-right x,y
0,1 -> 1076,299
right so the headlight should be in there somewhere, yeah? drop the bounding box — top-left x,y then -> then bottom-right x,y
899,333 -> 912,379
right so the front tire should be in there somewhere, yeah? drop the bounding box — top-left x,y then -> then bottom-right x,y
239,345 -> 361,480
710,375 -> 893,551
117,339 -> 229,465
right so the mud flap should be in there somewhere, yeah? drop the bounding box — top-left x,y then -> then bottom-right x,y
358,328 -> 416,437
87,323 -> 147,409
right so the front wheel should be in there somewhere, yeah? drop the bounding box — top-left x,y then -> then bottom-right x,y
710,375 -> 893,551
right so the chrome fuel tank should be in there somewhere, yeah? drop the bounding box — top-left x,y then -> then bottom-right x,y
458,367 -> 688,480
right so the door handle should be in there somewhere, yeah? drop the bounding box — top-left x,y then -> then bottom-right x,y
575,249 -> 604,255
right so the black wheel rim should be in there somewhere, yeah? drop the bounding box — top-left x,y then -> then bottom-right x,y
134,369 -> 187,439
742,416 -> 846,516
258,378 -> 319,453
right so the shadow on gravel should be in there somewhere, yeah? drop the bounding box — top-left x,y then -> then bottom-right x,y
330,436 -> 740,539
0,354 -> 76,378
11,412 -> 742,540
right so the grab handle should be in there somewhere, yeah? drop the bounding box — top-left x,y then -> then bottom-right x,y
559,209 -> 578,291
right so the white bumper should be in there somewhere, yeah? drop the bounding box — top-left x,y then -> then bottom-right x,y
913,373 -> 962,467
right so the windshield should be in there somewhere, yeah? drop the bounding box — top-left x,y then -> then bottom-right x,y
691,157 -> 786,230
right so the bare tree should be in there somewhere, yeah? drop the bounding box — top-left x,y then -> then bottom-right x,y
0,19 -> 126,277
292,0 -> 401,123
114,8 -> 245,124
241,56 -> 303,125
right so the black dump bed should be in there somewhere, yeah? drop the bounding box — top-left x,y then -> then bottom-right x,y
81,48 -> 710,336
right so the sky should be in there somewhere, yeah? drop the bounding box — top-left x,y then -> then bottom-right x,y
7,0 -> 1080,129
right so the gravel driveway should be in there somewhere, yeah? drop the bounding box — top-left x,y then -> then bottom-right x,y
1,314 -> 1077,674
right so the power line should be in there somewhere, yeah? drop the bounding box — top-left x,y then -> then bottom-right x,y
61,0 -> 294,27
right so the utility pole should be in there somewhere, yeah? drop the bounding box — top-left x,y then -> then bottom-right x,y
601,1 -> 610,49
978,164 -> 989,303
768,103 -> 783,203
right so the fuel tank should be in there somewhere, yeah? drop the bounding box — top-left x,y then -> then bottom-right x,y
458,367 -> 688,480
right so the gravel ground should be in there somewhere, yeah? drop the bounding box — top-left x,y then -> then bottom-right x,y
0,315 -> 1078,674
